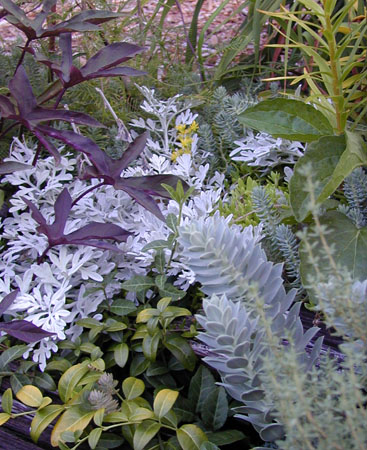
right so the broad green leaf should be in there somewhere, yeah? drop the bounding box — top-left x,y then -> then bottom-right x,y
76,318 -> 101,328
98,432 -> 125,448
58,362 -> 90,403
189,366 -> 216,413
202,387 -> 228,430
114,343 -> 129,368
200,443 -> 220,450
164,335 -> 196,371
153,389 -> 179,419
237,98 -> 333,142
110,299 -> 137,316
93,408 -> 105,426
142,332 -> 160,362
51,407 -> 95,447
173,396 -> 195,422
34,372 -> 57,391
103,411 -> 129,423
136,308 -> 159,323
121,275 -> 154,292
300,211 -> 367,292
133,420 -> 161,450
38,397 -> 53,409
88,427 -> 102,449
155,274 -> 167,290
0,412 -> 10,425
290,135 -> 346,221
206,430 -> 246,446
160,408 -> 178,428
129,407 -> 155,422
122,377 -> 145,400
31,405 -> 65,442
10,373 -> 30,393
0,345 -> 27,370
2,388 -> 13,414
166,213 -> 178,233
16,385 -> 43,407
317,131 -> 367,204
129,355 -> 150,376
158,283 -> 186,302
157,297 -> 171,312
177,424 -> 208,450
154,249 -> 166,274
142,239 -> 169,252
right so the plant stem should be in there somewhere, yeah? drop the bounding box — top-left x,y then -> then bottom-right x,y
72,181 -> 105,206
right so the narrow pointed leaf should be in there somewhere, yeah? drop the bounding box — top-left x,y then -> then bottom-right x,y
59,33 -> 73,83
115,183 -> 164,220
0,94 -> 16,116
66,222 -> 131,242
50,188 -> 72,237
0,320 -> 56,343
238,98 -> 333,141
27,107 -> 105,127
81,42 -> 143,76
110,132 -> 148,176
0,345 -> 27,370
85,67 -> 146,79
9,66 -> 37,115
0,290 -> 19,315
120,175 -> 189,198
0,161 -> 32,175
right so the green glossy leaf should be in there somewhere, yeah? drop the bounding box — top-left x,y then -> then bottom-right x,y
88,428 -> 102,449
103,411 -> 128,423
174,396 -> 195,422
158,283 -> 186,302
189,366 -> 216,413
110,299 -> 137,316
51,406 -> 95,447
153,389 -> 179,419
200,443 -> 220,450
154,249 -> 166,274
129,355 -> 150,377
10,373 -> 30,393
136,308 -> 160,323
300,211 -> 367,290
114,343 -> 129,368
16,385 -> 43,407
177,424 -> 208,450
202,387 -> 228,430
157,297 -> 171,312
34,372 -> 57,391
318,131 -> 367,204
133,420 -> 161,450
122,377 -> 145,400
206,430 -> 246,446
93,408 -> 105,426
290,135 -> 346,221
58,362 -> 90,403
238,98 -> 333,142
0,412 -> 10,426
142,332 -> 160,362
1,388 -> 12,414
98,432 -> 125,448
166,214 -> 178,233
142,239 -> 169,252
155,274 -> 167,290
31,405 -> 65,443
121,276 -> 154,292
0,345 -> 27,370
129,407 -> 155,422
164,335 -> 196,371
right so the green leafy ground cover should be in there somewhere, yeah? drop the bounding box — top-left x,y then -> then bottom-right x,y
0,0 -> 366,449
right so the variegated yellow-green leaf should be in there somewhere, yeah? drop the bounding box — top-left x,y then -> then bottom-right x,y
133,420 -> 161,450
114,343 -> 129,368
0,413 -> 11,426
103,410 -> 128,422
157,297 -> 171,312
136,308 -> 159,323
58,362 -> 89,403
88,428 -> 102,449
30,405 -> 65,442
16,385 -> 43,407
93,408 -> 105,427
38,397 -> 53,410
51,406 -> 95,447
122,377 -> 145,400
2,388 -> 13,414
177,424 -> 208,449
129,407 -> 155,422
142,332 -> 160,362
153,389 -> 179,419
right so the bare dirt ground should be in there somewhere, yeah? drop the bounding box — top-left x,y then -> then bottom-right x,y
0,0 -> 249,60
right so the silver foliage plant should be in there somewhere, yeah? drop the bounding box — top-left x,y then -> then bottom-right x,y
178,213 -> 322,441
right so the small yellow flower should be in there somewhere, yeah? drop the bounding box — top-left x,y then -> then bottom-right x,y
175,124 -> 186,134
189,120 -> 199,132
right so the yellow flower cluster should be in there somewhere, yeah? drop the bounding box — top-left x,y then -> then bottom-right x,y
171,121 -> 199,162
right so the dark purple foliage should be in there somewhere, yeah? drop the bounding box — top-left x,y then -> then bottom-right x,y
0,0 -> 121,40
25,33 -> 145,99
23,188 -> 132,255
0,291 -> 56,343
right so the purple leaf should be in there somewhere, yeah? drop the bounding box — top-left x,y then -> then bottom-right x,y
116,183 -> 165,221
66,222 -> 132,242
0,161 -> 32,175
32,128 -> 61,164
27,107 -> 105,128
59,33 -> 73,83
0,290 -> 19,316
81,42 -> 144,76
0,95 -> 16,117
49,188 -> 72,237
9,66 -> 37,115
84,66 -> 146,80
120,175 -> 189,197
109,131 -> 148,177
37,125 -> 109,173
22,197 -> 48,229
0,320 -> 56,343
